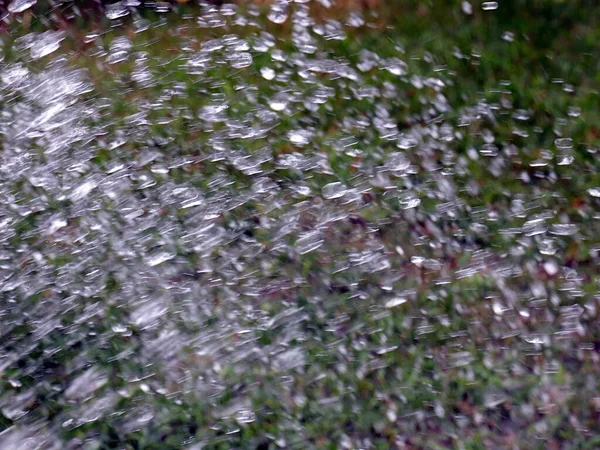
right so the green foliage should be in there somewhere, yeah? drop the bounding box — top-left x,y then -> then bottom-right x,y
1,1 -> 600,449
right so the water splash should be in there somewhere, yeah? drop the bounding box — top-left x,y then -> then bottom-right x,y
0,2 -> 598,449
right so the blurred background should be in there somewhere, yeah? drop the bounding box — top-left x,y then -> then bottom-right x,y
0,1 -> 599,449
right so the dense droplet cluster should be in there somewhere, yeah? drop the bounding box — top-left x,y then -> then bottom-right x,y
0,1 -> 599,448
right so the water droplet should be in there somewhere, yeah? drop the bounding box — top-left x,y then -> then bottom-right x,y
397,136 -> 418,150
288,130 -> 311,146
145,250 -> 176,267
539,239 -> 557,256
70,177 -> 100,202
105,2 -> 130,20
399,192 -> 421,209
522,218 -> 548,237
587,188 -> 600,198
482,2 -> 499,11
550,223 -> 578,236
461,1 -> 473,15
230,52 -> 253,69
346,12 -> 365,27
30,31 -> 65,60
261,67 -> 276,80
513,109 -> 530,121
385,152 -> 410,172
7,0 -> 37,13
385,297 -> 407,308
483,391 -> 507,408
502,31 -> 515,42
383,57 -> 408,76
543,261 -> 559,276
555,138 -> 573,149
268,4 -> 288,24
268,92 -> 289,111
235,408 -> 256,424
296,231 -> 324,254
322,182 -> 347,199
